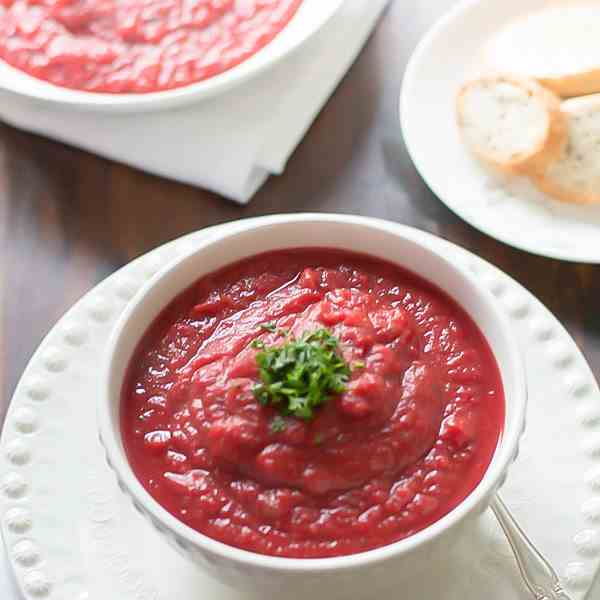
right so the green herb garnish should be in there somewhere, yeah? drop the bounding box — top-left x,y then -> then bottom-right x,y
270,416 -> 287,433
259,322 -> 290,338
252,328 -> 351,420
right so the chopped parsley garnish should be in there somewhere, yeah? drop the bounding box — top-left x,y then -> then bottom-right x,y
252,328 -> 351,420
270,416 -> 287,433
259,322 -> 289,337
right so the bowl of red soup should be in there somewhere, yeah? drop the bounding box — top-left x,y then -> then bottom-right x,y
99,214 -> 526,591
0,0 -> 343,112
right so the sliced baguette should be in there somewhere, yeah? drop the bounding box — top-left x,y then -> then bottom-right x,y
484,4 -> 600,98
456,75 -> 567,173
531,94 -> 600,205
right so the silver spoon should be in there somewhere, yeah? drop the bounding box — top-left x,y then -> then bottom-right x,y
491,494 -> 572,600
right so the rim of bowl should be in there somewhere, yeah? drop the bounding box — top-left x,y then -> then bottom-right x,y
98,213 -> 527,573
0,0 -> 344,113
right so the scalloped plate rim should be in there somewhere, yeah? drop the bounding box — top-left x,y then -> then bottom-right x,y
0,214 -> 599,599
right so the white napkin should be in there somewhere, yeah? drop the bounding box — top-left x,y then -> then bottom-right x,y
0,0 -> 388,203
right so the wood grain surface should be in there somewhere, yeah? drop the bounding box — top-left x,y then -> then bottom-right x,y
1,0 -> 599,423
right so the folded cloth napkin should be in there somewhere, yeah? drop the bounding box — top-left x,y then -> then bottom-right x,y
0,0 -> 388,203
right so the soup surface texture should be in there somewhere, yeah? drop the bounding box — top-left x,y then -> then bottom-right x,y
0,0 -> 303,93
121,248 -> 504,558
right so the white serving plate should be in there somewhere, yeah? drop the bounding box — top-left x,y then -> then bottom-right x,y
0,0 -> 344,113
98,215 -> 526,592
400,0 -> 600,263
1,215 -> 600,600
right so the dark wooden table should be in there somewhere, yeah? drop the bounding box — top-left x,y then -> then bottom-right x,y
1,0 -> 599,423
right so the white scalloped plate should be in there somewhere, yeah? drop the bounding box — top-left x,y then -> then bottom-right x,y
400,0 -> 600,263
0,0 -> 344,113
1,215 -> 600,600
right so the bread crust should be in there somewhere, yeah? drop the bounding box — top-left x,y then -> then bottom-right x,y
456,75 -> 567,174
532,174 -> 600,205
530,94 -> 600,205
483,5 -> 600,99
539,68 -> 600,99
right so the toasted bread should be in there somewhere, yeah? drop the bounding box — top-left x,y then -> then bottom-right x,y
484,4 -> 600,98
457,75 -> 566,173
531,94 -> 600,204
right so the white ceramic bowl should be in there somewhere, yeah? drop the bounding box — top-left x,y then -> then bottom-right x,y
98,214 -> 527,593
0,0 -> 343,113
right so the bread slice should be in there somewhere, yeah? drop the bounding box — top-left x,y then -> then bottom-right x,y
484,4 -> 600,98
456,75 -> 567,173
531,94 -> 600,205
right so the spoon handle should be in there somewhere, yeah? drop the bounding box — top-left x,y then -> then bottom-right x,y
490,494 -> 572,600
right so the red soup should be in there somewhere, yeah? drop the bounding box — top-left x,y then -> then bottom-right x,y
121,249 -> 504,558
0,0 -> 303,93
